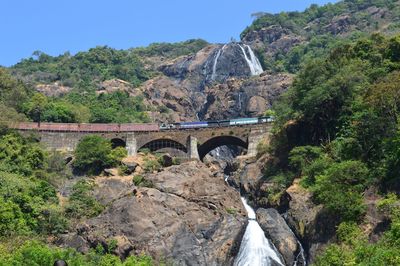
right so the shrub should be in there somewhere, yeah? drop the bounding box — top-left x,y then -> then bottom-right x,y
132,175 -> 153,188
0,240 -> 154,266
226,207 -> 238,215
65,180 -> 104,219
73,135 -> 114,175
143,158 -> 162,173
109,147 -> 128,165
312,160 -> 370,221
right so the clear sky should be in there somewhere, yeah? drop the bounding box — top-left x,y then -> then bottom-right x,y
1,0 -> 339,67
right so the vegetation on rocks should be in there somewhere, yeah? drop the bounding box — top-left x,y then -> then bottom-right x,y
259,32 -> 400,262
0,241 -> 153,266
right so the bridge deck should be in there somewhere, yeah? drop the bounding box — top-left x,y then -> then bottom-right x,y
9,122 -> 270,133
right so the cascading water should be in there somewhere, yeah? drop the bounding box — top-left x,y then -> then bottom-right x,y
237,44 -> 263,76
234,197 -> 284,266
211,44 -> 227,81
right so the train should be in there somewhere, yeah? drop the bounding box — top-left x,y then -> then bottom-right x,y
160,116 -> 274,130
11,116 -> 274,133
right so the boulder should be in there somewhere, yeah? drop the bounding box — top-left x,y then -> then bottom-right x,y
121,158 -> 138,174
160,154 -> 173,167
103,168 -> 118,176
256,208 -> 302,266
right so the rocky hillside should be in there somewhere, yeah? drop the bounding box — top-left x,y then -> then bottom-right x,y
59,157 -> 247,265
242,0 -> 400,72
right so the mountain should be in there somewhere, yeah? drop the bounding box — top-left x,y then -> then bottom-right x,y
6,1 -> 400,125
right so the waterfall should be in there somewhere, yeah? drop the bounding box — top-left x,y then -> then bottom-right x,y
211,44 -> 226,81
294,240 -> 307,266
237,44 -> 263,76
234,197 -> 284,266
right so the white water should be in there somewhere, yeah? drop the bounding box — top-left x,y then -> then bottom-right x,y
211,44 -> 227,80
234,197 -> 284,266
294,239 -> 306,266
237,44 -> 264,76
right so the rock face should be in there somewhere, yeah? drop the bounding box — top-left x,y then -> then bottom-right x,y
204,73 -> 293,120
96,79 -> 135,95
159,43 -> 261,88
60,161 -> 247,265
140,42 -> 283,122
242,25 -> 304,60
284,179 -> 338,264
256,208 -> 303,266
35,83 -> 73,97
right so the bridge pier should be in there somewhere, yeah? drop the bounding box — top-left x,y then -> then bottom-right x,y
247,128 -> 271,157
126,133 -> 137,156
187,136 -> 200,160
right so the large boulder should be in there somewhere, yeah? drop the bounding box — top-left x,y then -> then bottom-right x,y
59,161 -> 247,265
256,208 -> 303,266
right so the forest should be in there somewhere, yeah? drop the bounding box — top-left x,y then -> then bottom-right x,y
258,33 -> 400,265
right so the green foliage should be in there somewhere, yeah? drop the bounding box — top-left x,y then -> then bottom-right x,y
73,135 -> 117,175
226,207 -> 238,215
133,39 -> 208,58
0,68 -> 30,112
336,221 -> 367,245
0,133 -> 47,176
0,240 -> 154,266
0,197 -> 29,237
12,46 -> 149,87
0,170 -> 65,236
23,93 -> 48,122
312,160 -> 369,221
241,0 -> 400,72
172,157 -> 181,165
143,157 -> 162,173
378,193 -> 400,219
65,180 -> 104,219
132,175 -> 153,188
315,217 -> 400,266
109,147 -> 128,165
289,145 -> 323,175
65,91 -> 150,123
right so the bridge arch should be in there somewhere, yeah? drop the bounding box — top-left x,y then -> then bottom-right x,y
111,138 -> 126,149
198,136 -> 248,160
139,138 -> 188,157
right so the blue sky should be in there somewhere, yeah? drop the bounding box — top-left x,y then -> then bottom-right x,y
1,0 -> 338,67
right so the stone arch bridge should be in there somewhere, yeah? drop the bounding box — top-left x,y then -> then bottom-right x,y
12,122 -> 272,160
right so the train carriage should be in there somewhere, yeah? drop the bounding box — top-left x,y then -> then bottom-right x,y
179,121 -> 208,129
229,118 -> 258,126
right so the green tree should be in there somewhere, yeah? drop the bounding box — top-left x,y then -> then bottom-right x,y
25,93 -> 48,123
73,135 -> 114,175
313,160 -> 370,221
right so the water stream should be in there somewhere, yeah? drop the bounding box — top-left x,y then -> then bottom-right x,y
237,44 -> 263,76
234,197 -> 284,266
211,44 -> 226,81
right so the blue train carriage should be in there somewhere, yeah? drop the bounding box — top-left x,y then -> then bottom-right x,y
207,120 -> 230,128
229,117 -> 259,126
179,121 -> 208,129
